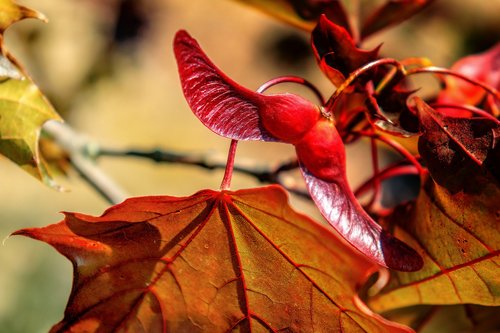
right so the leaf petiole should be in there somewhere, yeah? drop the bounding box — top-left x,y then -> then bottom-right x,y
325,58 -> 406,111
406,66 -> 500,105
220,139 -> 238,191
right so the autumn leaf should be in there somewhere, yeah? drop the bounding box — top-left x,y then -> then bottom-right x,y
232,0 -> 353,35
15,186 -> 412,332
368,173 -> 500,312
383,304 -> 500,333
174,30 -> 422,271
311,15 -> 380,87
0,0 -> 61,188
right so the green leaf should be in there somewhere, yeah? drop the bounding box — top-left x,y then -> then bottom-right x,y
232,0 -> 352,34
0,0 -> 61,188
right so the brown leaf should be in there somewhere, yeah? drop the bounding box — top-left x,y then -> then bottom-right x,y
15,186 -> 411,332
312,15 -> 380,87
368,173 -> 500,312
416,98 -> 500,192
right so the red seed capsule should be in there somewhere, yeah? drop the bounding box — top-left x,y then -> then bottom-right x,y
294,119 -> 346,182
258,93 -> 321,144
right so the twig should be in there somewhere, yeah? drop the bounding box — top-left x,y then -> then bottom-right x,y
42,120 -> 309,201
42,120 -> 128,204
98,146 -> 309,198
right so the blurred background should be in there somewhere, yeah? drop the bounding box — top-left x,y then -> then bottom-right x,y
0,0 -> 498,331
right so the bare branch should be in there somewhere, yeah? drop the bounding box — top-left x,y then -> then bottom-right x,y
42,120 -> 128,204
98,147 -> 309,198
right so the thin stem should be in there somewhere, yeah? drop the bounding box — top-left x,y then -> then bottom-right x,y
354,163 -> 419,198
220,140 -> 238,191
367,137 -> 381,208
42,120 -> 128,204
257,76 -> 325,105
430,103 -> 499,122
356,130 -> 425,175
325,58 -> 406,111
406,66 -> 500,104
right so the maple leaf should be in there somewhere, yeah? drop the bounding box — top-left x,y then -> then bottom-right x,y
368,173 -> 500,312
0,0 -> 62,188
311,15 -> 380,87
174,30 -> 422,272
14,186 -> 412,333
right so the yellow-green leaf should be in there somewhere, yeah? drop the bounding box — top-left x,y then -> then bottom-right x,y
0,0 -> 46,34
383,305 -> 500,333
233,0 -> 352,34
0,0 -> 61,187
369,173 -> 500,312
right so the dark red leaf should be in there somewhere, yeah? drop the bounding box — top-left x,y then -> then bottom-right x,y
416,98 -> 500,192
361,0 -> 436,40
174,30 -> 320,144
312,15 -> 380,86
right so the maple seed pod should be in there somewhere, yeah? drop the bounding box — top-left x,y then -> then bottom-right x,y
174,29 -> 320,143
294,119 -> 345,181
258,93 -> 321,144
174,29 -> 423,271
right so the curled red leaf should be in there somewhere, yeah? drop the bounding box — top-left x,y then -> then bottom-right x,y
312,15 -> 380,86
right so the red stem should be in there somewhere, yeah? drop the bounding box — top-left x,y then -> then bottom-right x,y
257,76 -> 325,105
356,130 -> 425,175
430,103 -> 499,122
354,163 -> 419,198
367,137 -> 381,208
220,140 -> 238,191
325,58 -> 405,111
406,67 -> 500,105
